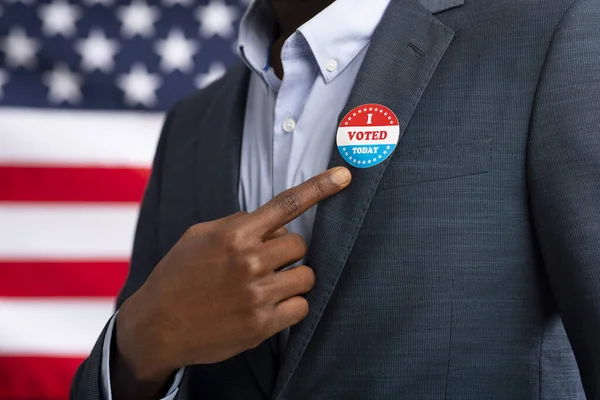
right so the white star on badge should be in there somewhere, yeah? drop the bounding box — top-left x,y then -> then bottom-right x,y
42,63 -> 83,104
379,109 -> 383,113
76,29 -> 119,72
384,151 -> 388,154
345,122 -> 348,125
374,108 -> 378,111
117,63 -> 162,107
1,27 -> 40,69
155,29 -> 199,73
379,155 -> 382,159
384,112 -> 388,116
196,0 -> 239,39
387,146 -> 391,150
85,0 -> 114,5
390,121 -> 394,124
358,110 -> 362,113
39,0 -> 81,37
0,69 -> 8,99
369,107 -> 373,111
345,152 -> 349,156
368,160 -> 371,164
373,158 -> 377,162
195,62 -> 227,89
363,161 -> 367,165
117,1 -> 160,38
348,117 -> 352,121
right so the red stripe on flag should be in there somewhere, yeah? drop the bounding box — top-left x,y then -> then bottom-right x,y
0,165 -> 150,203
0,261 -> 128,297
0,355 -> 84,400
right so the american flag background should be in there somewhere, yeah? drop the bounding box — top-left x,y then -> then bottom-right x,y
0,0 -> 250,398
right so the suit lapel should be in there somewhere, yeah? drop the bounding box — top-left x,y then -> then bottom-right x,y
194,64 -> 278,399
274,0 -> 458,397
195,63 -> 248,220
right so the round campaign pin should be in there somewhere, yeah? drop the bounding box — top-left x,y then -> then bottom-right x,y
336,103 -> 400,169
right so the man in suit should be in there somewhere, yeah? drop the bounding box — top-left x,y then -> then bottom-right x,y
71,0 -> 600,398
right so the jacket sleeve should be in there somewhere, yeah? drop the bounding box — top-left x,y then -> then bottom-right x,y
527,0 -> 600,397
70,108 -> 180,400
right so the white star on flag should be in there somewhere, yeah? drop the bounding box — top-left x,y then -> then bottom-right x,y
42,63 -> 84,104
195,62 -> 227,89
38,0 -> 81,37
117,1 -> 160,38
76,29 -> 120,72
117,63 -> 162,107
155,29 -> 199,73
1,27 -> 41,69
196,0 -> 239,38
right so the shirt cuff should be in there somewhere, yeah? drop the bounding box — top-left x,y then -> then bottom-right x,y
101,312 -> 185,400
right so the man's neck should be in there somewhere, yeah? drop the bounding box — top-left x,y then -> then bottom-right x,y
269,0 -> 336,79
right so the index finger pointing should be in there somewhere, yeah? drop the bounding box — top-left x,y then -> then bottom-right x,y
248,167 -> 352,235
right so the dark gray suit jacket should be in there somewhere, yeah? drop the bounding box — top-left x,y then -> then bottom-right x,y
71,0 -> 600,398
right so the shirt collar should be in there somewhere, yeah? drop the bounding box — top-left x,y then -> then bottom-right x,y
237,0 -> 277,76
298,0 -> 391,82
237,0 -> 391,84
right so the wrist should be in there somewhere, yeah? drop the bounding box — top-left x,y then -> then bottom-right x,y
114,290 -> 177,383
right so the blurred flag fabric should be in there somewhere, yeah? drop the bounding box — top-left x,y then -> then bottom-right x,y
0,0 -> 249,398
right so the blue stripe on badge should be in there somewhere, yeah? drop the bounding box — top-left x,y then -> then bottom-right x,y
338,144 -> 396,168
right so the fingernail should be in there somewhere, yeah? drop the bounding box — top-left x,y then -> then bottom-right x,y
330,167 -> 352,186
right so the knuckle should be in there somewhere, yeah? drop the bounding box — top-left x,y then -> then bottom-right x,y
295,298 -> 310,319
312,175 -> 331,198
275,192 -> 302,216
246,284 -> 267,307
299,266 -> 316,288
182,224 -> 202,240
241,253 -> 263,276
218,227 -> 246,250
246,308 -> 270,337
290,234 -> 308,254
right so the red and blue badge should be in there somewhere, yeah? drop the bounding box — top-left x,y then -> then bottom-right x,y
336,103 -> 400,168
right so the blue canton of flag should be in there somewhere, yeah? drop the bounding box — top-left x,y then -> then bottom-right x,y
0,0 -> 251,111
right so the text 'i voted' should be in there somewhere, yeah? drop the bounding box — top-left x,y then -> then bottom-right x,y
336,103 -> 400,168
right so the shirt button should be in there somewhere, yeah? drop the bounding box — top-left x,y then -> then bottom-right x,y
282,118 -> 296,133
326,59 -> 338,72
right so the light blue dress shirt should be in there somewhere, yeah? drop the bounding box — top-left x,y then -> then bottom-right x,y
101,0 -> 390,398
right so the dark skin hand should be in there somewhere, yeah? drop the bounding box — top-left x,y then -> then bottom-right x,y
269,0 -> 336,79
110,167 -> 352,400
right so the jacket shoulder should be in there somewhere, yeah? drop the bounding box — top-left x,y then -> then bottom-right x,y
171,62 -> 250,121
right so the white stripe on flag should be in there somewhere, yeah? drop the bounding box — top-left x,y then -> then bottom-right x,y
0,298 -> 113,356
0,204 -> 139,259
0,108 -> 163,166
